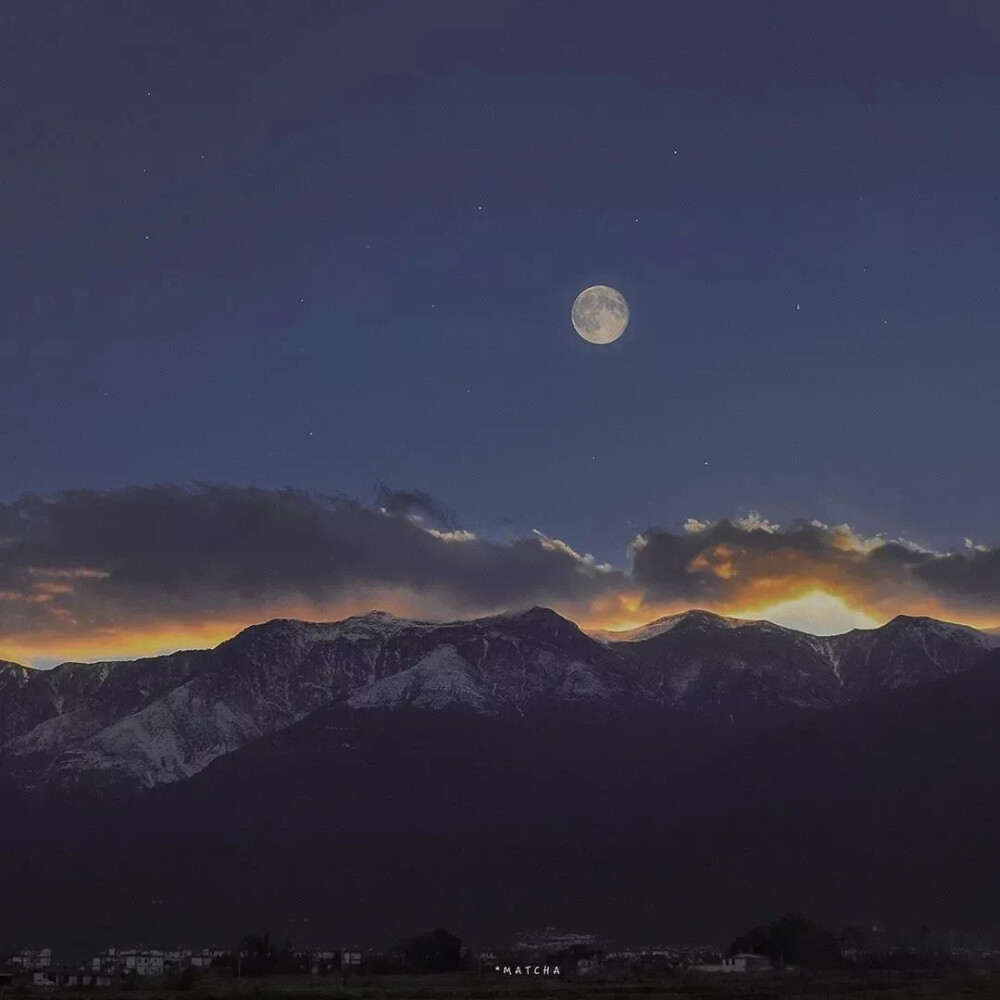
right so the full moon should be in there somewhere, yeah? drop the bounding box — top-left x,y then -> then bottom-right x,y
571,285 -> 629,344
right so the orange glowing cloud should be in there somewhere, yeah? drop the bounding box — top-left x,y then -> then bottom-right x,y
1,486 -> 999,666
629,514 -> 1000,634
0,588 -> 515,666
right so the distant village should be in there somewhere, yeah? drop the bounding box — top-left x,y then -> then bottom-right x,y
5,922 -> 1000,989
1,938 -> 770,989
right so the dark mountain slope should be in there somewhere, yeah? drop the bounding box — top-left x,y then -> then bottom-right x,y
4,653 -> 1000,950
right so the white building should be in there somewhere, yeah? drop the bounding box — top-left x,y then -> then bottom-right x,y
694,952 -> 773,973
92,948 -> 118,972
13,949 -> 52,970
121,949 -> 165,976
308,950 -> 337,975
189,949 -> 226,968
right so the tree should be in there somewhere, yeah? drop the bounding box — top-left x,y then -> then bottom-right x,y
396,928 -> 463,973
163,966 -> 199,990
237,932 -> 284,976
272,937 -> 299,974
730,913 -> 842,970
839,925 -> 871,954
552,943 -> 599,968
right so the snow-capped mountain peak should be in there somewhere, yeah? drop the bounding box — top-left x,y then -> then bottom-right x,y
591,608 -> 791,643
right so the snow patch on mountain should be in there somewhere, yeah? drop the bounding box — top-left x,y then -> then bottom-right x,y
596,610 -> 745,643
556,660 -> 616,699
7,706 -> 105,755
665,657 -> 704,700
348,645 -> 488,712
69,686 -> 267,786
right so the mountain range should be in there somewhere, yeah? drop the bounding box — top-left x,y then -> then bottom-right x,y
1,607 -> 994,791
1,607 -> 999,952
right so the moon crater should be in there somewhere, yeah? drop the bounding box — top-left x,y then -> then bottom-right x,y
571,285 -> 629,344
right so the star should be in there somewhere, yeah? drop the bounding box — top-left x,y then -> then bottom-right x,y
796,303 -> 800,310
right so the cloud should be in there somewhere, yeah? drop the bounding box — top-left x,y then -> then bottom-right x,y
1,485 -> 999,664
373,482 -> 457,531
0,484 -> 626,649
631,515 -> 1000,619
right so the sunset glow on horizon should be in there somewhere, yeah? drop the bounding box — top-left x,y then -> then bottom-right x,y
4,586 -> 997,669
3,485 -> 999,668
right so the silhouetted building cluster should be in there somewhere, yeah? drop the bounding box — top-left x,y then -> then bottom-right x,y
7,918 -> 1000,987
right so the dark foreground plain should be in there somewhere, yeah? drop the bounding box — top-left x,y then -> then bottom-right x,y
6,972 -> 1000,1000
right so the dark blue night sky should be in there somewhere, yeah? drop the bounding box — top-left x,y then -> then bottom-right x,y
3,2 -> 1000,659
